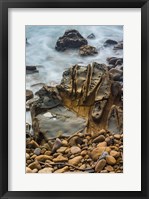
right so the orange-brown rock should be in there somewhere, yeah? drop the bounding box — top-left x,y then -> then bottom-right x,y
30,62 -> 123,140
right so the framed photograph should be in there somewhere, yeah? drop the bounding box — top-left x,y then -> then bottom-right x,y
0,0 -> 149,198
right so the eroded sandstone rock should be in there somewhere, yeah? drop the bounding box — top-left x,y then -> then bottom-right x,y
30,62 -> 123,141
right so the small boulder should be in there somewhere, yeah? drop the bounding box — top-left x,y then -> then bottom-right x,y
109,68 -> 123,81
34,148 -> 41,156
107,57 -> 123,66
54,166 -> 69,173
53,155 -> 68,162
55,29 -> 88,51
90,147 -> 105,161
26,90 -> 33,101
95,159 -> 106,173
26,153 -> 30,160
105,165 -> 114,172
57,146 -> 67,154
79,45 -> 98,56
28,161 -> 41,170
26,167 -> 33,173
113,41 -> 123,50
35,155 -> 52,162
87,33 -> 95,39
97,141 -> 107,147
110,150 -> 120,158
51,138 -> 62,153
93,135 -> 105,143
38,168 -> 54,173
106,155 -> 116,165
68,156 -> 82,165
70,146 -> 81,154
104,39 -> 118,47
26,66 -> 39,74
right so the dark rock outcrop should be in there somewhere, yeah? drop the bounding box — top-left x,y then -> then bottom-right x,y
26,66 -> 39,74
55,29 -> 88,51
113,41 -> 123,50
107,57 -> 123,66
104,39 -> 118,47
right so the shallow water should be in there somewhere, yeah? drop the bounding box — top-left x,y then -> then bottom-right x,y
26,25 -> 123,123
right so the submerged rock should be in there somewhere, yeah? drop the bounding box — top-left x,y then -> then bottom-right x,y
55,29 -> 87,51
87,33 -> 95,39
113,41 -> 123,50
107,57 -> 123,66
26,66 -> 39,74
104,39 -> 118,47
79,45 -> 98,56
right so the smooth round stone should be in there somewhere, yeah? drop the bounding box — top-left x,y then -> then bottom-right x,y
106,155 -> 116,165
105,165 -> 114,172
90,147 -> 106,161
100,170 -> 108,173
79,164 -> 86,170
43,143 -> 50,150
110,150 -> 120,158
54,166 -> 69,173
35,155 -> 52,162
26,153 -> 30,160
40,148 -> 47,154
62,140 -> 68,146
68,156 -> 82,165
34,148 -> 41,156
81,150 -> 87,156
93,135 -> 105,143
114,134 -> 121,139
32,168 -> 38,173
57,146 -> 67,153
29,140 -> 39,148
38,168 -> 54,173
28,161 -> 41,170
53,155 -> 68,162
44,151 -> 51,156
30,154 -> 37,159
95,159 -> 106,173
52,138 -> 62,153
97,141 -> 107,147
70,146 -> 81,154
26,167 -> 32,173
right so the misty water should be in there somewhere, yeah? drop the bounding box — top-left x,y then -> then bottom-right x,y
26,25 -> 123,123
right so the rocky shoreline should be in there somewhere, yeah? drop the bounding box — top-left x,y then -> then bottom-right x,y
26,129 -> 123,173
26,29 -> 123,173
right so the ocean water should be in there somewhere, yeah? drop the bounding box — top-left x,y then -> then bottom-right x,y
26,25 -> 123,123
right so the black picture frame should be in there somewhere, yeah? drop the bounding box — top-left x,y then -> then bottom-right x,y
0,0 -> 149,198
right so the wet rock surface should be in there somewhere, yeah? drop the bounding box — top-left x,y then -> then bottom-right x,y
87,33 -> 95,39
55,29 -> 88,51
107,57 -> 123,66
113,41 -> 123,50
104,39 -> 118,47
26,66 -> 39,74
26,90 -> 33,101
79,45 -> 98,56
